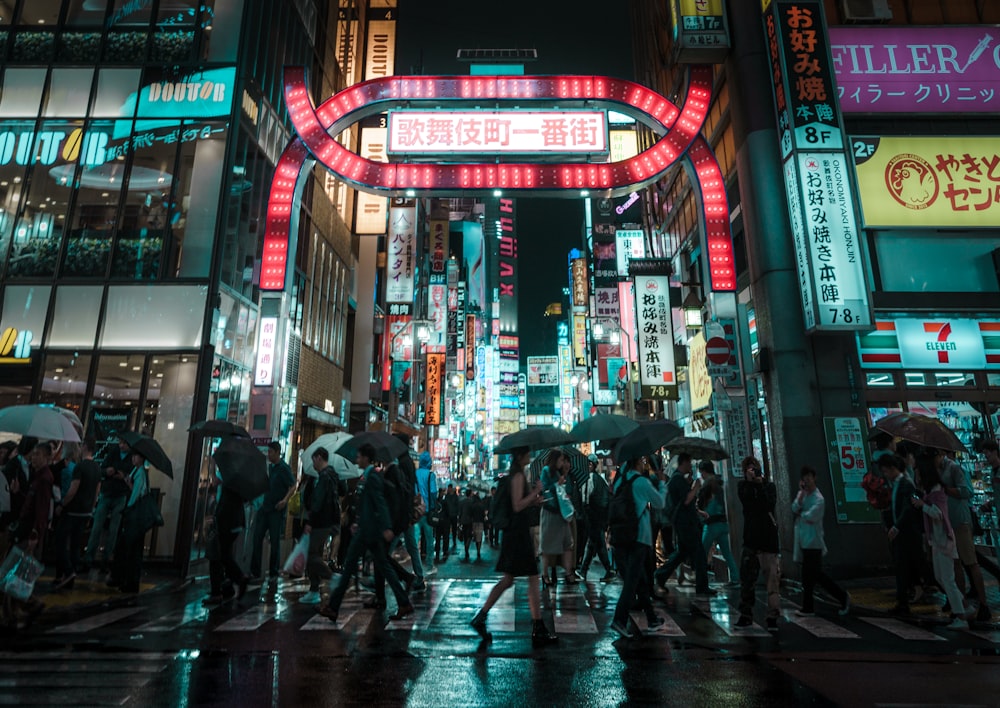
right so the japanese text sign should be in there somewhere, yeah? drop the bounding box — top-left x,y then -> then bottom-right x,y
386,200 -> 416,304
388,111 -> 608,155
672,0 -> 730,63
426,352 -> 446,426
615,230 -> 645,277
830,26 -> 1000,115
571,258 -> 589,311
823,417 -> 881,523
852,136 -> 1000,227
527,356 -> 560,387
254,316 -> 278,386
634,275 -> 678,400
857,318 -> 1000,370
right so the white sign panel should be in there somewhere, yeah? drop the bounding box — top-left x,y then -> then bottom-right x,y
426,281 -> 448,351
527,356 -> 560,387
387,111 -> 608,154
783,157 -> 817,331
634,274 -> 677,400
356,126 -> 388,234
615,229 -> 645,277
386,202 -> 416,304
254,316 -> 278,386
895,318 -> 988,370
786,151 -> 871,332
594,287 -> 620,321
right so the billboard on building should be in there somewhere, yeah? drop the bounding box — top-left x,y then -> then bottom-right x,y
386,200 -> 416,305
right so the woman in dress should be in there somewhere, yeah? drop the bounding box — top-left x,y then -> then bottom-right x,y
470,446 -> 557,646
539,448 -> 580,586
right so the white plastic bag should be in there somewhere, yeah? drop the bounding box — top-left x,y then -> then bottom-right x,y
282,533 -> 309,576
555,483 -> 574,522
0,546 -> 44,601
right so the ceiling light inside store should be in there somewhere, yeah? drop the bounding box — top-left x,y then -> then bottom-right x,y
118,362 -> 127,367
132,366 -> 140,371
50,165 -> 172,192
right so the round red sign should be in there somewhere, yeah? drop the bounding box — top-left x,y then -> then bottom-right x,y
705,337 -> 731,365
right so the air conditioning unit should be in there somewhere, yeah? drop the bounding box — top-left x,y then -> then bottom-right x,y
840,0 -> 893,23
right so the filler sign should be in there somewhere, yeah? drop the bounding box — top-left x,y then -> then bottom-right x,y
388,111 -> 608,155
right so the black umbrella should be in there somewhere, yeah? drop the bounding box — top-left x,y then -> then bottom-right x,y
335,430 -> 409,463
663,436 -> 730,461
613,419 -> 683,462
119,430 -> 174,478
570,413 -> 639,443
495,426 -> 575,453
873,412 -> 967,454
527,446 -> 590,488
213,437 -> 269,501
189,419 -> 251,438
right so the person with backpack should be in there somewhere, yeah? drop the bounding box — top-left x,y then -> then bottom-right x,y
579,454 -> 614,582
653,453 -> 714,600
735,456 -> 781,631
608,454 -> 667,639
319,444 -> 413,624
470,446 -> 557,646
299,447 -> 346,605
414,451 -> 439,572
370,450 -> 422,606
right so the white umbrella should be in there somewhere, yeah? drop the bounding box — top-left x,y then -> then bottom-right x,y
302,431 -> 360,479
0,405 -> 82,442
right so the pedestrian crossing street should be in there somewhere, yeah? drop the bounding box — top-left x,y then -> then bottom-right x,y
37,578 -> 1000,647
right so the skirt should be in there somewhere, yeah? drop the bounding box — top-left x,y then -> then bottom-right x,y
539,508 -> 574,555
496,515 -> 538,577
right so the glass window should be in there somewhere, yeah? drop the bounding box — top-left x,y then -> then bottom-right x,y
865,372 -> 896,388
43,69 -> 93,118
39,352 -> 91,417
17,0 -> 62,24
109,0 -> 153,27
875,232 -> 1000,293
64,0 -> 110,25
0,121 -> 33,276
101,284 -> 207,348
204,0 -> 242,62
904,371 -> 975,387
104,30 -> 148,64
89,353 -> 144,431
0,69 -> 47,117
11,30 -> 55,62
0,285 -> 51,349
93,69 -> 141,118
989,374 -> 1000,387
173,121 -> 226,278
47,285 -> 102,348
57,30 -> 102,62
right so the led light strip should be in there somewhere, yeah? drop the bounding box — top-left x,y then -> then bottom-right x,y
684,135 -> 736,292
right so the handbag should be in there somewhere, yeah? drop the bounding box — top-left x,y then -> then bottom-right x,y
287,489 -> 302,516
556,483 -> 575,522
0,545 -> 44,601
427,506 -> 443,528
130,492 -> 164,533
283,533 -> 310,576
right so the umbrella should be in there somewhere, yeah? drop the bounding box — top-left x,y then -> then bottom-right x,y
335,430 -> 409,463
570,414 -> 639,443
119,430 -> 174,477
495,426 -> 575,453
213,437 -> 268,501
189,419 -> 251,438
303,432 -> 354,467
663,435 -> 730,461
528,446 -> 590,488
873,412 -> 967,453
613,419 -> 684,461
0,405 -> 82,442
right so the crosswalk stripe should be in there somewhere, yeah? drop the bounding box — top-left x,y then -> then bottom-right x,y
135,601 -> 211,632
300,609 -> 358,630
553,597 -> 598,634
708,601 -> 770,637
629,612 -> 686,636
214,606 -> 278,632
966,629 -> 1000,643
861,617 -> 946,641
470,581 -> 515,632
782,611 -> 860,639
47,607 -> 143,634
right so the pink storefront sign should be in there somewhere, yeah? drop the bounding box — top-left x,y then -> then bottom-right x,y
830,25 -> 1000,113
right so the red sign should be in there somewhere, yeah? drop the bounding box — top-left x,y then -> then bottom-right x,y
705,336 -> 731,365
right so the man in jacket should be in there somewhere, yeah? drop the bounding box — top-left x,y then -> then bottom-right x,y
580,454 -> 614,582
320,444 -> 413,624
414,451 -> 438,570
877,454 -> 924,616
249,442 -> 296,581
792,466 -> 850,616
81,437 -> 130,572
299,447 -> 346,605
735,456 -> 781,631
654,453 -> 713,598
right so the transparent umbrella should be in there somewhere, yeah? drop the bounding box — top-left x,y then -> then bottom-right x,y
0,405 -> 82,442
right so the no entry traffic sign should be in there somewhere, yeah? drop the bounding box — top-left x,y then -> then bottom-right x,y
705,337 -> 731,365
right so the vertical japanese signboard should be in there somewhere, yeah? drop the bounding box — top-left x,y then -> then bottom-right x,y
427,275 -> 447,352
671,0 -> 730,64
571,258 -> 589,311
615,230 -> 645,276
764,0 -> 871,332
634,274 -> 678,400
429,218 -> 449,273
497,198 -> 519,332
355,120 -> 389,234
386,200 -> 415,307
254,316 -> 278,386
425,352 -> 446,426
823,417 -> 881,523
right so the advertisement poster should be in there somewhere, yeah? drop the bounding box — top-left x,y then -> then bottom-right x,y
823,417 -> 881,524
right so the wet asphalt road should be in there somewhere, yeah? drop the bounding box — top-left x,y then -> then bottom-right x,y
5,543 -> 1000,707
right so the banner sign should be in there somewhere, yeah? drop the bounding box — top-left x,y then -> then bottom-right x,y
615,230 -> 645,276
573,313 -> 588,367
429,218 -> 449,273
427,277 -> 448,352
634,274 -> 678,399
254,316 -> 278,386
852,135 -> 1000,227
594,287 -> 620,321
830,26 -> 1000,115
571,257 -> 589,311
355,122 -> 388,234
386,200 -> 416,303
688,332 -> 712,411
857,318 -> 1000,370
823,417 -> 881,524
425,352 -> 446,425
388,111 -> 608,154
527,356 -> 560,387
671,0 -> 730,64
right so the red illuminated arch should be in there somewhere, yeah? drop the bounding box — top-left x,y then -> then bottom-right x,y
263,67 -> 735,292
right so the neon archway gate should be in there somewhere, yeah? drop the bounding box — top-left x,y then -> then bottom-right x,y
263,66 -> 735,292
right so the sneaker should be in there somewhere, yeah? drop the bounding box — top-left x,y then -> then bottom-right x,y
425,566 -> 438,577
794,609 -> 815,617
412,579 -> 427,592
839,595 -> 852,616
610,619 -> 635,639
566,571 -> 583,583
766,617 -> 779,632
734,615 -> 753,628
318,605 -> 338,623
600,572 -> 617,583
387,604 -> 415,621
946,617 -> 969,630
299,591 -> 322,605
646,615 -> 666,631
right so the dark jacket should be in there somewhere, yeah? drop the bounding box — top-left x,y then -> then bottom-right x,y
308,466 -> 346,529
358,466 -> 393,543
738,479 -> 780,552
214,485 -> 245,533
444,491 -> 460,521
668,471 -> 700,533
890,474 -> 922,535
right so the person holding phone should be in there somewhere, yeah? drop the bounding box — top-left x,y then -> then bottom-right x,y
735,456 -> 781,631
792,466 -> 850,616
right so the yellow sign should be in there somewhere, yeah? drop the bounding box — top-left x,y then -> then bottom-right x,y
852,136 -> 1000,228
573,314 -> 588,367
681,0 -> 722,13
0,326 -> 32,364
688,333 -> 712,412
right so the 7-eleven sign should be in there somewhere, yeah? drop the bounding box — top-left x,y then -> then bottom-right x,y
857,318 -> 1000,370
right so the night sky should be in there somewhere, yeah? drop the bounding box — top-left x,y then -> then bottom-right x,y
395,0 -> 634,359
